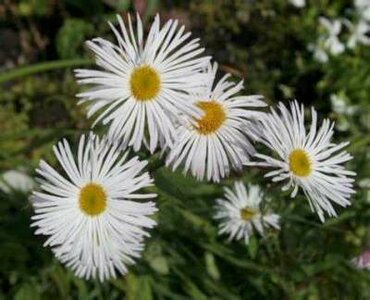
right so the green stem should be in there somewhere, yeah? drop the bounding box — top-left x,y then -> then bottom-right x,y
0,59 -> 92,84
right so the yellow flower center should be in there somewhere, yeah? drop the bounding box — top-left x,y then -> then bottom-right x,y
130,65 -> 161,101
289,149 -> 312,177
195,101 -> 226,135
79,183 -> 107,216
240,208 -> 258,221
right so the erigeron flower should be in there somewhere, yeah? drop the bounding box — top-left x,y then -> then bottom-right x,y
31,134 -> 157,281
251,100 -> 356,222
166,63 -> 266,182
214,182 -> 280,243
75,14 -> 210,153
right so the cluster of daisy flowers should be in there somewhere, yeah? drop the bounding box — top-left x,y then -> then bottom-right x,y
30,13 -> 356,281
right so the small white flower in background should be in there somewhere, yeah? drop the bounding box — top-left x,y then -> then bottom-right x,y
75,14 -> 210,153
309,43 -> 329,63
355,0 -> 370,21
289,0 -> 306,8
309,18 -> 345,63
352,246 -> 370,270
166,63 -> 266,182
359,178 -> 370,189
308,44 -> 329,63
214,182 -> 280,244
0,170 -> 34,194
319,17 -> 345,55
330,94 -> 357,116
251,101 -> 356,222
31,134 -> 157,281
344,19 -> 370,48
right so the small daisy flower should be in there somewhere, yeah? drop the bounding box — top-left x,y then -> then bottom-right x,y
214,182 -> 280,244
166,63 -> 266,182
75,14 -> 210,153
252,101 -> 356,222
31,134 -> 157,281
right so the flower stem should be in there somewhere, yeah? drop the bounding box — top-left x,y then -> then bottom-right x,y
0,59 -> 92,84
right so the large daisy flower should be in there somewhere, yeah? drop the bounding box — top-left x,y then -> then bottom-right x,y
31,134 -> 157,281
252,100 -> 356,222
214,182 -> 280,243
75,14 -> 210,153
166,63 -> 266,182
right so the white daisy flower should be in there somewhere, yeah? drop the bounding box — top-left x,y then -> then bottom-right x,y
252,101 -> 356,222
31,134 -> 157,281
75,14 -> 210,153
214,182 -> 280,244
166,63 -> 266,182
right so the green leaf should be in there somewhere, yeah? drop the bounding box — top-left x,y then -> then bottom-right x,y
184,280 -> 207,300
150,256 -> 169,275
205,252 -> 220,280
14,283 -> 40,300
126,274 -> 153,300
56,19 -> 94,59
0,59 -> 91,84
248,236 -> 259,259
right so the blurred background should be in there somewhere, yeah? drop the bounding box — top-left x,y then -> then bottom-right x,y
1,0 -> 370,298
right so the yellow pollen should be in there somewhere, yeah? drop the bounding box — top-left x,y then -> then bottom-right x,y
195,101 -> 226,135
130,65 -> 161,101
79,183 -> 107,216
289,149 -> 312,177
240,208 -> 258,221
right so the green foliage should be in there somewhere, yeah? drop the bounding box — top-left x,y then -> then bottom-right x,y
56,19 -> 94,59
1,0 -> 370,298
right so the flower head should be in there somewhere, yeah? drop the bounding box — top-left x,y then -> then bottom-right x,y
166,63 -> 266,182
75,14 -> 210,153
31,134 -> 157,281
352,246 -> 370,270
252,101 -> 356,222
214,182 -> 280,243
319,17 -> 345,55
355,0 -> 370,21
344,19 -> 370,48
0,170 -> 34,194
289,0 -> 306,8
